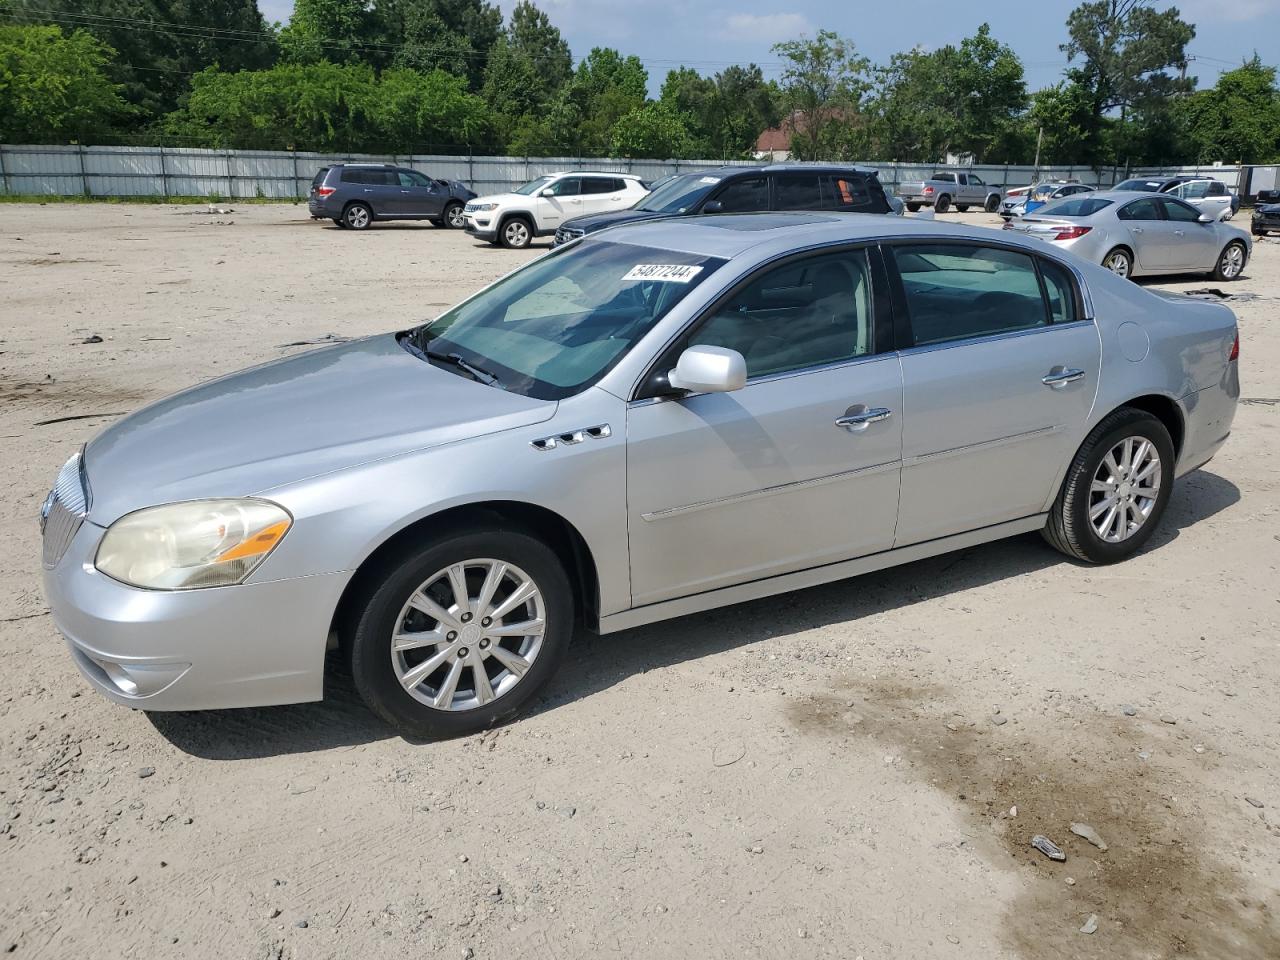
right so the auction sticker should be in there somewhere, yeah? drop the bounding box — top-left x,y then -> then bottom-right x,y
622,264 -> 704,283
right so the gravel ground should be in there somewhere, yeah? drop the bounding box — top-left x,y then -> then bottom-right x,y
1,203 -> 1278,960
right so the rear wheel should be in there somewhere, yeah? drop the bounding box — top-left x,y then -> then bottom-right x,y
343,202 -> 373,230
984,195 -> 1001,213
906,202 -> 922,213
499,216 -> 533,249
1043,407 -> 1175,564
1103,247 -> 1133,279
1212,241 -> 1247,281
935,195 -> 952,214
349,528 -> 574,739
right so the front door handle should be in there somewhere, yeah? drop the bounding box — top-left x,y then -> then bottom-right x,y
835,407 -> 892,431
1042,367 -> 1086,387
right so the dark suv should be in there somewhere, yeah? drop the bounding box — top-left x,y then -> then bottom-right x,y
308,164 -> 477,230
552,164 -> 896,246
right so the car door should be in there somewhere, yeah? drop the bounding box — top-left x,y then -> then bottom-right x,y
578,176 -> 623,215
888,242 -> 1100,545
626,246 -> 903,607
705,174 -> 769,212
965,173 -> 986,203
396,170 -> 443,218
534,176 -> 581,230
1156,196 -> 1219,269
1115,196 -> 1176,270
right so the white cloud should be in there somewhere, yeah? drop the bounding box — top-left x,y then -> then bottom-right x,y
725,13 -> 813,41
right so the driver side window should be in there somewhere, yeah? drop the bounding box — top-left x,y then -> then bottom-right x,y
549,177 -> 581,197
686,250 -> 874,379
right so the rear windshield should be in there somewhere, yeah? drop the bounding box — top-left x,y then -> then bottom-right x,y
1037,197 -> 1114,218
311,168 -> 329,186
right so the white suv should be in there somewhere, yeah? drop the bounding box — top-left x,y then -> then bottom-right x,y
463,172 -> 649,248
1166,178 -> 1236,221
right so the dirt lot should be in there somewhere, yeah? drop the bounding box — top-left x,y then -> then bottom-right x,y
1,203 -> 1278,960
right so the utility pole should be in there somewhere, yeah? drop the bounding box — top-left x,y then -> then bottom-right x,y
1033,127 -> 1043,179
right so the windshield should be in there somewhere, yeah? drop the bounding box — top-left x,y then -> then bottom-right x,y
635,173 -> 722,213
1114,179 -> 1164,192
1036,197 -> 1114,218
406,241 -> 726,400
513,176 -> 554,196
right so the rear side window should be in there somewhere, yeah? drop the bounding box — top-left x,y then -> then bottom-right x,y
774,173 -> 824,210
688,249 -> 874,378
827,175 -> 884,212
1039,259 -> 1077,325
892,244 -> 1048,347
341,168 -> 396,185
1209,181 -> 1227,196
581,178 -> 615,194
711,176 -> 769,212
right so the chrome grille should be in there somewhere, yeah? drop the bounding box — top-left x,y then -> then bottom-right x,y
553,225 -> 584,246
41,452 -> 89,568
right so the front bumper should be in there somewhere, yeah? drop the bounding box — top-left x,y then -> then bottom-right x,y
464,215 -> 496,239
43,520 -> 347,710
1253,213 -> 1280,232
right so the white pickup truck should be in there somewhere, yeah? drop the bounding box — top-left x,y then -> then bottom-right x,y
897,171 -> 1003,213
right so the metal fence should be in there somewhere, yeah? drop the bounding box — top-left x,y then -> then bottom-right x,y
0,143 -> 1265,199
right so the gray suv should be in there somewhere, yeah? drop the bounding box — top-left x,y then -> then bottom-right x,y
308,163 -> 477,230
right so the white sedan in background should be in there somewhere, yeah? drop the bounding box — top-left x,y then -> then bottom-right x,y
1004,191 -> 1251,280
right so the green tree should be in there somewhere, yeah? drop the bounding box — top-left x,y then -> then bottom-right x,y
1177,56 -> 1280,163
13,0 -> 275,121
660,64 -> 780,159
367,67 -> 495,149
371,0 -> 503,89
609,102 -> 691,158
950,25 -> 1026,162
481,1 -> 571,134
280,0 -> 370,65
771,30 -> 869,161
551,47 -> 647,154
1025,82 -> 1099,166
0,24 -> 129,142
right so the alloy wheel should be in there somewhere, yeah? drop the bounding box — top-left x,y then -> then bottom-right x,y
1105,251 -> 1131,277
347,205 -> 370,229
447,204 -> 466,228
504,220 -> 530,247
1220,244 -> 1245,279
391,559 -> 545,711
1089,436 -> 1161,543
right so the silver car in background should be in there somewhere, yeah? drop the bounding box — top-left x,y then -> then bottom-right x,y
41,214 -> 1240,739
1004,191 -> 1252,280
999,182 -> 1094,221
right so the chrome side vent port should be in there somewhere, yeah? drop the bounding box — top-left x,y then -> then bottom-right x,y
530,424 -> 612,451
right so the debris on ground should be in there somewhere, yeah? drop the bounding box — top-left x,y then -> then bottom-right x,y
80,335 -> 104,344
1030,835 -> 1066,861
1070,822 -> 1108,851
1245,797 -> 1265,809
1080,914 -> 1099,935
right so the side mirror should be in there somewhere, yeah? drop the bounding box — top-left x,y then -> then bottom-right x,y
668,345 -> 746,394
701,200 -> 724,214
540,188 -> 556,198
1198,213 -> 1214,224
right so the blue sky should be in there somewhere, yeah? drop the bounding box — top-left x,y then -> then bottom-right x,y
257,0 -> 1280,95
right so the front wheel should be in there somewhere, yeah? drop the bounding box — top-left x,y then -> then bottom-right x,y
906,202 -> 922,213
1043,407 -> 1174,564
499,217 -> 533,249
442,201 -> 466,229
1103,247 -> 1133,279
344,202 -> 373,230
1212,241 -> 1247,281
935,195 -> 952,214
349,528 -> 574,739
984,195 -> 1001,213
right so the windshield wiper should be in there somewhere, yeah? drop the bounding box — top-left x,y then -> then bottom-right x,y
424,346 -> 505,388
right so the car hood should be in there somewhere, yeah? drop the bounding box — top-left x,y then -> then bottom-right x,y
469,192 -> 530,207
83,336 -> 555,524
564,209 -> 667,233
1256,203 -> 1280,214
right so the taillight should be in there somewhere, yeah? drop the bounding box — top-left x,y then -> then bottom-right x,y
923,186 -> 934,196
1228,332 -> 1239,361
1052,225 -> 1092,241
317,186 -> 336,197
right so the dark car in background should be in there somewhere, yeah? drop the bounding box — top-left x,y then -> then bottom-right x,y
551,164 -> 895,246
1253,199 -> 1280,236
308,163 -> 476,230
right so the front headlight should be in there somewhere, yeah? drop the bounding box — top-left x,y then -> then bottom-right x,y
472,203 -> 497,212
95,499 -> 292,590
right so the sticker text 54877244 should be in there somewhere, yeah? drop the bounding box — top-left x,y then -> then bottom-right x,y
622,264 -> 705,283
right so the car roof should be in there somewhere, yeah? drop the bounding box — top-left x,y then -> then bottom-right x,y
545,171 -> 642,179
581,211 -> 1064,260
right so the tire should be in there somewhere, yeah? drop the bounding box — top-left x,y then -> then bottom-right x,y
333,218 -> 348,229
906,202 -> 922,213
441,201 -> 466,229
984,195 -> 1001,213
935,194 -> 952,214
349,527 -> 574,739
1043,407 -> 1175,564
343,202 -> 373,230
1103,247 -> 1133,279
1212,240 -> 1247,281
499,216 -> 533,249
955,204 -> 970,213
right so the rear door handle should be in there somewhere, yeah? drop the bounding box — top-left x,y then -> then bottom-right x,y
1174,229 -> 1185,236
835,407 -> 892,430
1129,226 -> 1143,233
1042,367 -> 1086,387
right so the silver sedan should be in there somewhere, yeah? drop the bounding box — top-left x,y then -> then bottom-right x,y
1003,190 -> 1251,280
41,214 -> 1240,738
